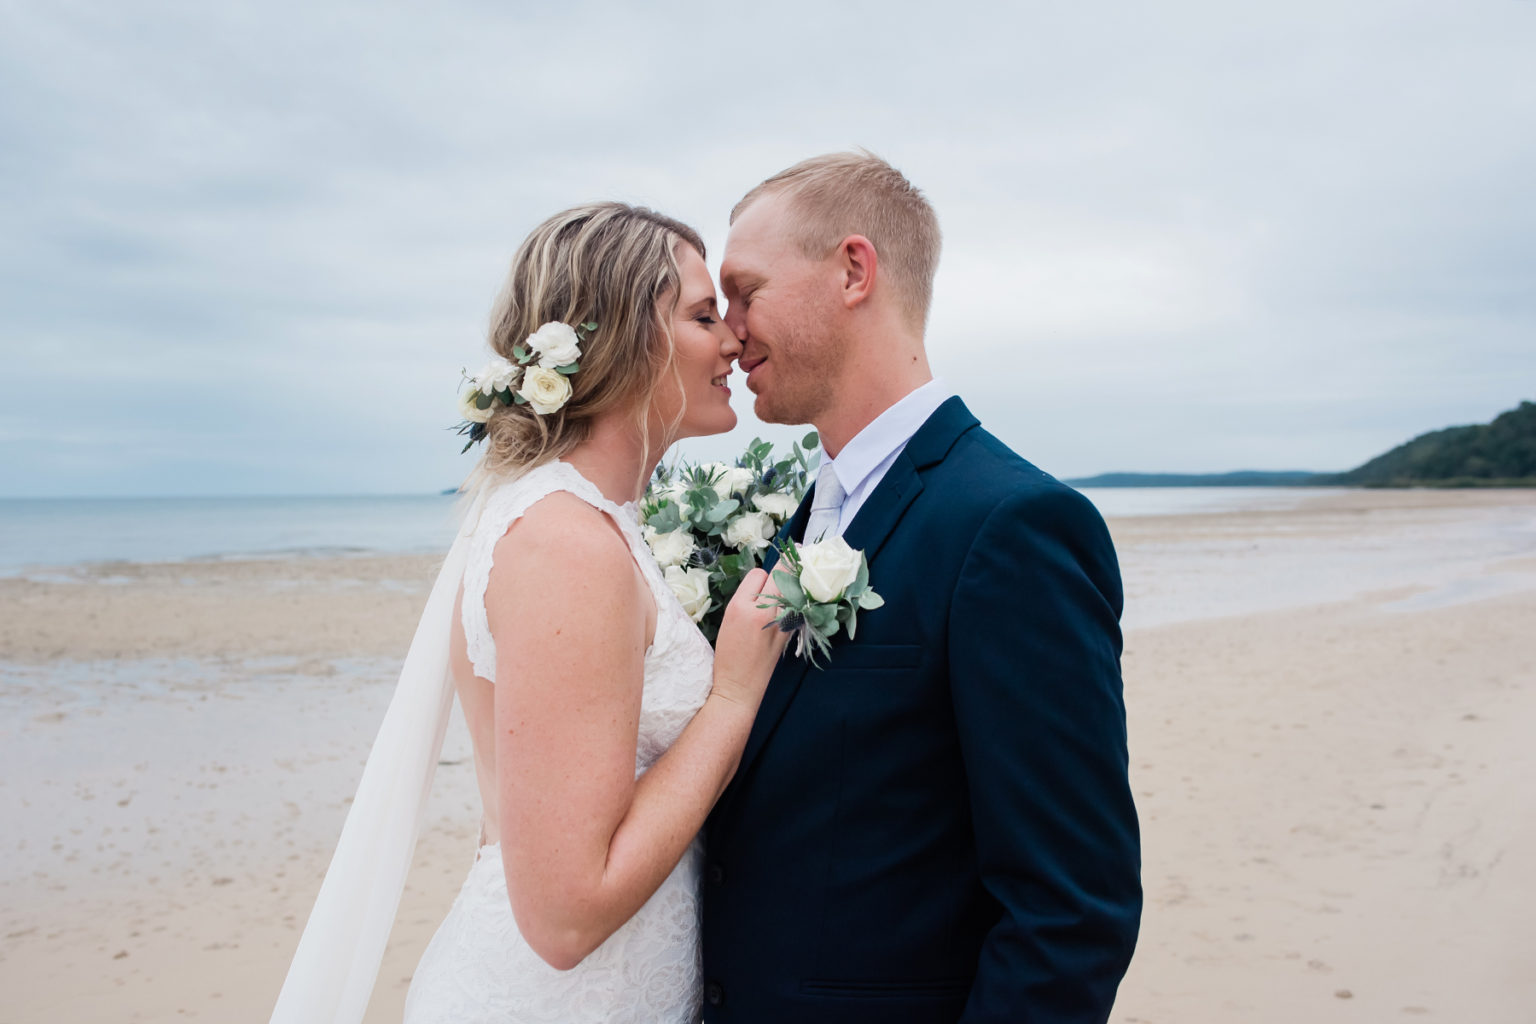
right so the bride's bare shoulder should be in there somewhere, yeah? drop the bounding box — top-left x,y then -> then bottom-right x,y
486,491 -> 635,607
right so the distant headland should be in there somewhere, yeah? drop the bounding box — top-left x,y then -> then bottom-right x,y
1067,400 -> 1536,488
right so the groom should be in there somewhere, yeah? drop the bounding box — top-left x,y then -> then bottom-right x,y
703,152 -> 1141,1023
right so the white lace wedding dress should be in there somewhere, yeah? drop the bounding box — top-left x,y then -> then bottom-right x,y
402,460 -> 715,1024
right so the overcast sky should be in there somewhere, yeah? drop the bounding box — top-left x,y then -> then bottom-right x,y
2,0 -> 1533,497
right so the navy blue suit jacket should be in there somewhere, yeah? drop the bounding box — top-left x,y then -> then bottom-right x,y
701,397 -> 1141,1023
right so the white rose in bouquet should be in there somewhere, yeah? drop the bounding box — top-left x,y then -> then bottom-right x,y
648,528 -> 697,569
457,386 -> 494,424
699,462 -> 730,497
663,565 -> 712,623
701,462 -> 753,499
517,366 -> 574,414
798,535 -> 864,603
723,510 -> 775,552
526,321 -> 583,368
751,492 -> 799,521
718,466 -> 756,498
658,480 -> 691,510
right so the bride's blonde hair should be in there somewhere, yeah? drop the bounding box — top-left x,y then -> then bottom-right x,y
461,202 -> 705,495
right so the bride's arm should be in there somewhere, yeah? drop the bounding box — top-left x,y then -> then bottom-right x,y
486,495 -> 782,971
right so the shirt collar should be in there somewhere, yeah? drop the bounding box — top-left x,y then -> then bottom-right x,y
820,378 -> 955,496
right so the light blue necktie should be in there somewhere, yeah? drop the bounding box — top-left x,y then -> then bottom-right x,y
804,468 -> 846,543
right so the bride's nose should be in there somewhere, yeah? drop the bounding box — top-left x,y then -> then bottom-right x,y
719,327 -> 743,361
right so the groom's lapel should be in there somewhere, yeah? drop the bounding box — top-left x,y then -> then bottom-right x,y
841,395 -> 980,563
727,397 -> 981,801
761,485 -> 816,574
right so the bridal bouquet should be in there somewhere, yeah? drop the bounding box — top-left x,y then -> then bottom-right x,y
641,433 -> 882,663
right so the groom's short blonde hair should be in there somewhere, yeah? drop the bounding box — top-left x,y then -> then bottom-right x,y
731,150 -> 941,330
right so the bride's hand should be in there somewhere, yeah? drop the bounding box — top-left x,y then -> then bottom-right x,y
710,567 -> 789,711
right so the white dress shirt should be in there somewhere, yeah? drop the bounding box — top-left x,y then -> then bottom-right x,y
810,378 -> 955,539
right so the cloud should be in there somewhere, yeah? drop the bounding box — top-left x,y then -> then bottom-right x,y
2,0 -> 1533,494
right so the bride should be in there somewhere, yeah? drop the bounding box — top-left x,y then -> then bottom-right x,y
271,202 -> 788,1023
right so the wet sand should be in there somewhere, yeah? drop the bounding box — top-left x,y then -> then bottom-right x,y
2,488 -> 1534,1022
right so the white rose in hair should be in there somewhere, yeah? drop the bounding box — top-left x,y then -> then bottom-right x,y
798,535 -> 863,603
526,321 -> 582,369
663,565 -> 712,623
475,356 -> 521,395
648,528 -> 696,569
457,386 -> 494,424
723,510 -> 774,552
517,366 -> 573,414
752,492 -> 798,521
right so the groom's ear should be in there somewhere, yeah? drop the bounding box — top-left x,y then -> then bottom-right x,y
837,234 -> 878,310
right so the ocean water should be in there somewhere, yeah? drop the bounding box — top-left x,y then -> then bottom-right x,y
0,487 -> 1325,574
0,494 -> 463,575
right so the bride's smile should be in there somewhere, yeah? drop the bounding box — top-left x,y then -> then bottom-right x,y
652,243 -> 742,443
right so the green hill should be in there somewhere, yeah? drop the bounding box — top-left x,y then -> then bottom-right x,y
1325,400 -> 1536,487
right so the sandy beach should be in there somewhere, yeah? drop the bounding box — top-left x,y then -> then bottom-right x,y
3,488 -> 1534,1022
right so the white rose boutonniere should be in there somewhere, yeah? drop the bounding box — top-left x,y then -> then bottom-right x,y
663,565 -> 713,623
723,510 -> 775,552
760,535 -> 884,664
797,535 -> 864,603
517,366 -> 574,415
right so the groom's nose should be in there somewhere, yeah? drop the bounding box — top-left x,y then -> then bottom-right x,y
724,302 -> 748,342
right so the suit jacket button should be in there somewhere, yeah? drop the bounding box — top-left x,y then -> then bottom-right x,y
705,981 -> 724,1006
707,863 -> 725,885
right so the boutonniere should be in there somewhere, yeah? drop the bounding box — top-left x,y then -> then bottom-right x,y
759,535 -> 884,666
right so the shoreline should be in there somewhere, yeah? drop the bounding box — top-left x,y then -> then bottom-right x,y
3,487 -> 1535,1022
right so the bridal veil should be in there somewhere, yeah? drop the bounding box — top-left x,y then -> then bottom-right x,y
270,494 -> 482,1024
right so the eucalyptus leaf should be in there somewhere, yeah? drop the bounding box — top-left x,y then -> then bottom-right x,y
650,505 -> 682,532
474,392 -> 492,410
802,430 -> 819,449
858,591 -> 885,610
808,604 -> 837,632
556,361 -> 579,374
772,569 -> 806,607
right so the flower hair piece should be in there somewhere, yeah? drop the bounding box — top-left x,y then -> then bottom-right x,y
455,320 -> 596,451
